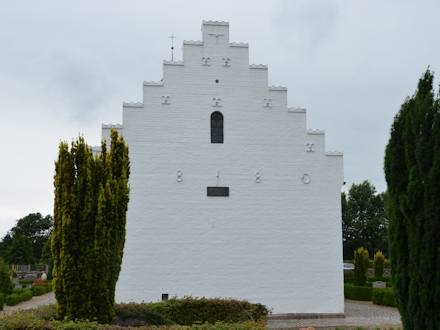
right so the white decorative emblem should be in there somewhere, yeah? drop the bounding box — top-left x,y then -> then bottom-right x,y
222,57 -> 231,67
202,57 -> 211,66
255,172 -> 261,183
176,170 -> 183,182
306,143 -> 315,152
301,173 -> 311,184
263,98 -> 272,108
161,95 -> 171,105
212,98 -> 222,107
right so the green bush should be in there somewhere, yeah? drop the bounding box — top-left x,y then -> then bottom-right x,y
0,293 -> 4,311
46,281 -> 53,292
147,296 -> 271,325
373,288 -> 397,307
0,304 -> 267,330
374,251 -> 385,277
31,285 -> 47,296
344,283 -> 373,301
114,302 -> 173,325
368,276 -> 392,282
6,290 -> 33,306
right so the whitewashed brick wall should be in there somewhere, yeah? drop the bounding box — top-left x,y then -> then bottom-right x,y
109,21 -> 344,314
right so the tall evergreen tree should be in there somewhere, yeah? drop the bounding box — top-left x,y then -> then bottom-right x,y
384,68 -> 440,329
52,130 -> 129,324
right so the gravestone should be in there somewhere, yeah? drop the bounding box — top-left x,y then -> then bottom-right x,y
373,281 -> 386,288
24,274 -> 37,281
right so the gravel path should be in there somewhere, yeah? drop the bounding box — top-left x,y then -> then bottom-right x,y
267,300 -> 402,329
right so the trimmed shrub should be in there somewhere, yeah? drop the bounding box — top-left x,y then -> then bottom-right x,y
344,283 -> 373,301
374,251 -> 385,277
148,297 -> 271,325
354,247 -> 367,286
0,304 -> 267,330
114,302 -> 173,325
45,281 -> 52,293
369,276 -> 392,282
31,285 -> 47,296
344,277 -> 354,284
6,290 -> 33,306
373,288 -> 397,307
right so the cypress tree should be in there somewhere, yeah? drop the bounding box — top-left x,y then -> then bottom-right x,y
384,68 -> 440,329
373,251 -> 384,278
52,130 -> 129,323
353,247 -> 367,286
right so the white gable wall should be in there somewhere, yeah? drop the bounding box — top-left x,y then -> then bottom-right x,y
113,21 -> 344,314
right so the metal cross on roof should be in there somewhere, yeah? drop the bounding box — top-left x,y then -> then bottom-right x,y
168,33 -> 176,61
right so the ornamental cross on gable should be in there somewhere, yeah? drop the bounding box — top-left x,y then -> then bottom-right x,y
209,27 -> 224,44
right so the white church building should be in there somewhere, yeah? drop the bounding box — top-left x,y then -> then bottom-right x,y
99,21 -> 344,316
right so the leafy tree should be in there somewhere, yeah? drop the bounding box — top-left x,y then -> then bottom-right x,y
52,130 -> 130,324
4,235 -> 33,264
0,233 -> 13,260
12,213 -> 52,261
342,181 -> 387,259
0,213 -> 52,263
384,68 -> 440,329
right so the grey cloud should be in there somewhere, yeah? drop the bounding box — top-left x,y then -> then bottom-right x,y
272,0 -> 339,55
30,44 -> 113,124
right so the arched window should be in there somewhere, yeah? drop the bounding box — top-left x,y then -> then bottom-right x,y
211,112 -> 223,143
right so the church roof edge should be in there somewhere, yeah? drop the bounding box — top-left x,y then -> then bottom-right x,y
183,40 -> 203,46
123,102 -> 143,108
202,21 -> 229,26
326,151 -> 344,156
250,64 -> 268,69
163,60 -> 184,66
143,81 -> 164,86
288,107 -> 306,113
307,129 -> 325,135
230,42 -> 248,48
102,124 -> 123,128
269,86 -> 287,91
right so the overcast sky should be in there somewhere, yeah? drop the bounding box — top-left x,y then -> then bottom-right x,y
1,0 -> 440,237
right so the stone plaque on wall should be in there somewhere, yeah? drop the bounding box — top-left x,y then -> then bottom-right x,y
207,187 -> 229,197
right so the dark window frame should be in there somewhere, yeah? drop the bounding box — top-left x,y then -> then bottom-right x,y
211,111 -> 224,143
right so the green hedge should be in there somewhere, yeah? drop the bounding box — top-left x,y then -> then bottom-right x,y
114,302 -> 173,325
6,290 -> 32,306
368,276 -> 392,282
344,284 -> 373,301
31,285 -> 47,296
0,304 -> 267,330
373,288 -> 397,307
156,296 -> 270,325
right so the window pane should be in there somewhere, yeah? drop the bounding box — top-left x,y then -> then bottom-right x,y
211,112 -> 224,144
